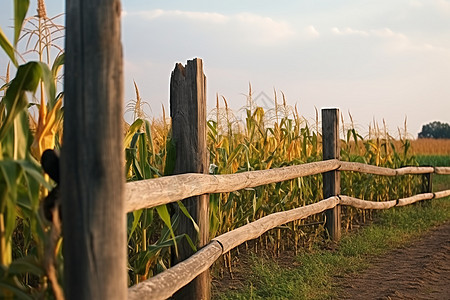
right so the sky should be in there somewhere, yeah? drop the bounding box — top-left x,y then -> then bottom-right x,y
1,0 -> 449,137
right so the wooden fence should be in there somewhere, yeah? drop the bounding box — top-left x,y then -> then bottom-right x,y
126,161 -> 450,300
124,59 -> 450,299
64,3 -> 449,299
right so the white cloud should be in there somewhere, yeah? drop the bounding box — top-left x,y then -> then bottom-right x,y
331,27 -> 369,37
330,26 -> 448,53
434,0 -> 450,13
124,9 -> 295,45
305,25 -> 320,38
234,13 -> 295,41
135,9 -> 228,23
370,28 -> 407,40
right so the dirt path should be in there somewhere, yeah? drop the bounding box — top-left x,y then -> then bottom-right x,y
336,222 -> 450,300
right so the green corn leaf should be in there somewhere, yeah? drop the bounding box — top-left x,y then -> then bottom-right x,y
176,201 -> 199,233
18,159 -> 52,189
163,138 -> 176,176
0,281 -> 32,300
182,233 -> 197,252
0,28 -> 17,67
12,110 -> 29,160
0,62 -> 55,142
0,160 -> 19,213
124,119 -> 143,148
144,120 -> 155,162
138,133 -> 151,179
155,204 -> 178,257
141,208 -> 154,229
8,255 -> 44,276
51,53 -> 65,79
128,209 -> 143,243
125,148 -> 137,178
226,143 -> 245,169
14,0 -> 29,46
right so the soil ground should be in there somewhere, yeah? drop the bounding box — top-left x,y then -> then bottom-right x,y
212,222 -> 450,299
335,222 -> 450,300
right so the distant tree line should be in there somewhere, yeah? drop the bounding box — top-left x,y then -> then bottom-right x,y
418,121 -> 450,139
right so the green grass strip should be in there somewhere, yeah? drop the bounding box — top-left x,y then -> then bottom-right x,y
214,196 -> 450,300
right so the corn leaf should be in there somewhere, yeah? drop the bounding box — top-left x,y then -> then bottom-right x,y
155,204 -> 178,257
0,28 -> 17,67
124,119 -> 143,148
128,209 -> 143,243
14,0 -> 29,46
176,201 -> 199,233
0,62 -> 55,142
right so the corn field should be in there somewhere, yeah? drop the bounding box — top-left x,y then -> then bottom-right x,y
0,2 -> 437,297
124,87 -> 423,284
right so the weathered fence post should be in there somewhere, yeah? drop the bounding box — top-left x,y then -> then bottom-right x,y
170,58 -> 210,299
422,168 -> 433,207
322,108 -> 341,241
62,0 -> 126,299
422,171 -> 433,194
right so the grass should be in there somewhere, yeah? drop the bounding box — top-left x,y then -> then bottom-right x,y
416,154 -> 450,192
416,154 -> 450,167
214,188 -> 450,300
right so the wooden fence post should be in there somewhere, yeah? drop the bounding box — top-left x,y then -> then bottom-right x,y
170,58 -> 210,300
422,168 -> 433,207
322,108 -> 341,241
62,0 -> 126,299
422,171 -> 433,194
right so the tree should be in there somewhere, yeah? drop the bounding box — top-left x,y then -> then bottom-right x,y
418,121 -> 450,139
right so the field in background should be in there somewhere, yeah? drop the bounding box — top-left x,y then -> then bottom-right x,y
409,138 -> 450,156
123,92 -> 442,284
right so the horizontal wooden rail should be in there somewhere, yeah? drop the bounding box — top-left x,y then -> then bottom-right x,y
339,162 -> 435,176
125,159 -> 341,212
435,189 -> 450,198
127,189 -> 450,299
339,193 -> 435,209
339,196 -> 397,209
435,167 -> 450,175
213,197 -> 339,253
128,241 -> 223,300
127,197 -> 339,299
125,161 -> 448,212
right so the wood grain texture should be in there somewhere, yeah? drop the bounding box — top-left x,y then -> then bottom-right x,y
128,241 -> 222,300
126,189 -> 445,298
395,166 -> 434,175
322,108 -> 341,241
170,58 -> 210,299
128,198 -> 339,299
124,160 -> 341,212
339,162 -> 396,176
340,193 -> 435,209
339,196 -> 397,210
433,189 -> 450,199
124,161 -> 448,213
213,197 -> 339,253
339,162 -> 435,176
435,167 -> 450,175
62,0 -> 126,299
396,193 -> 434,206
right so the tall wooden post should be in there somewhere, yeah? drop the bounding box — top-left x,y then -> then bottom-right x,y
170,58 -> 210,299
322,108 -> 341,241
62,0 -> 126,299
421,168 -> 433,207
422,171 -> 433,194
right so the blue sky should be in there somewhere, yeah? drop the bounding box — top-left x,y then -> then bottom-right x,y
1,0 -> 450,136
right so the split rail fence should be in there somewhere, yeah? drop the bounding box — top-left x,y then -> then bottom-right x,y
124,59 -> 450,300
63,4 -> 450,299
